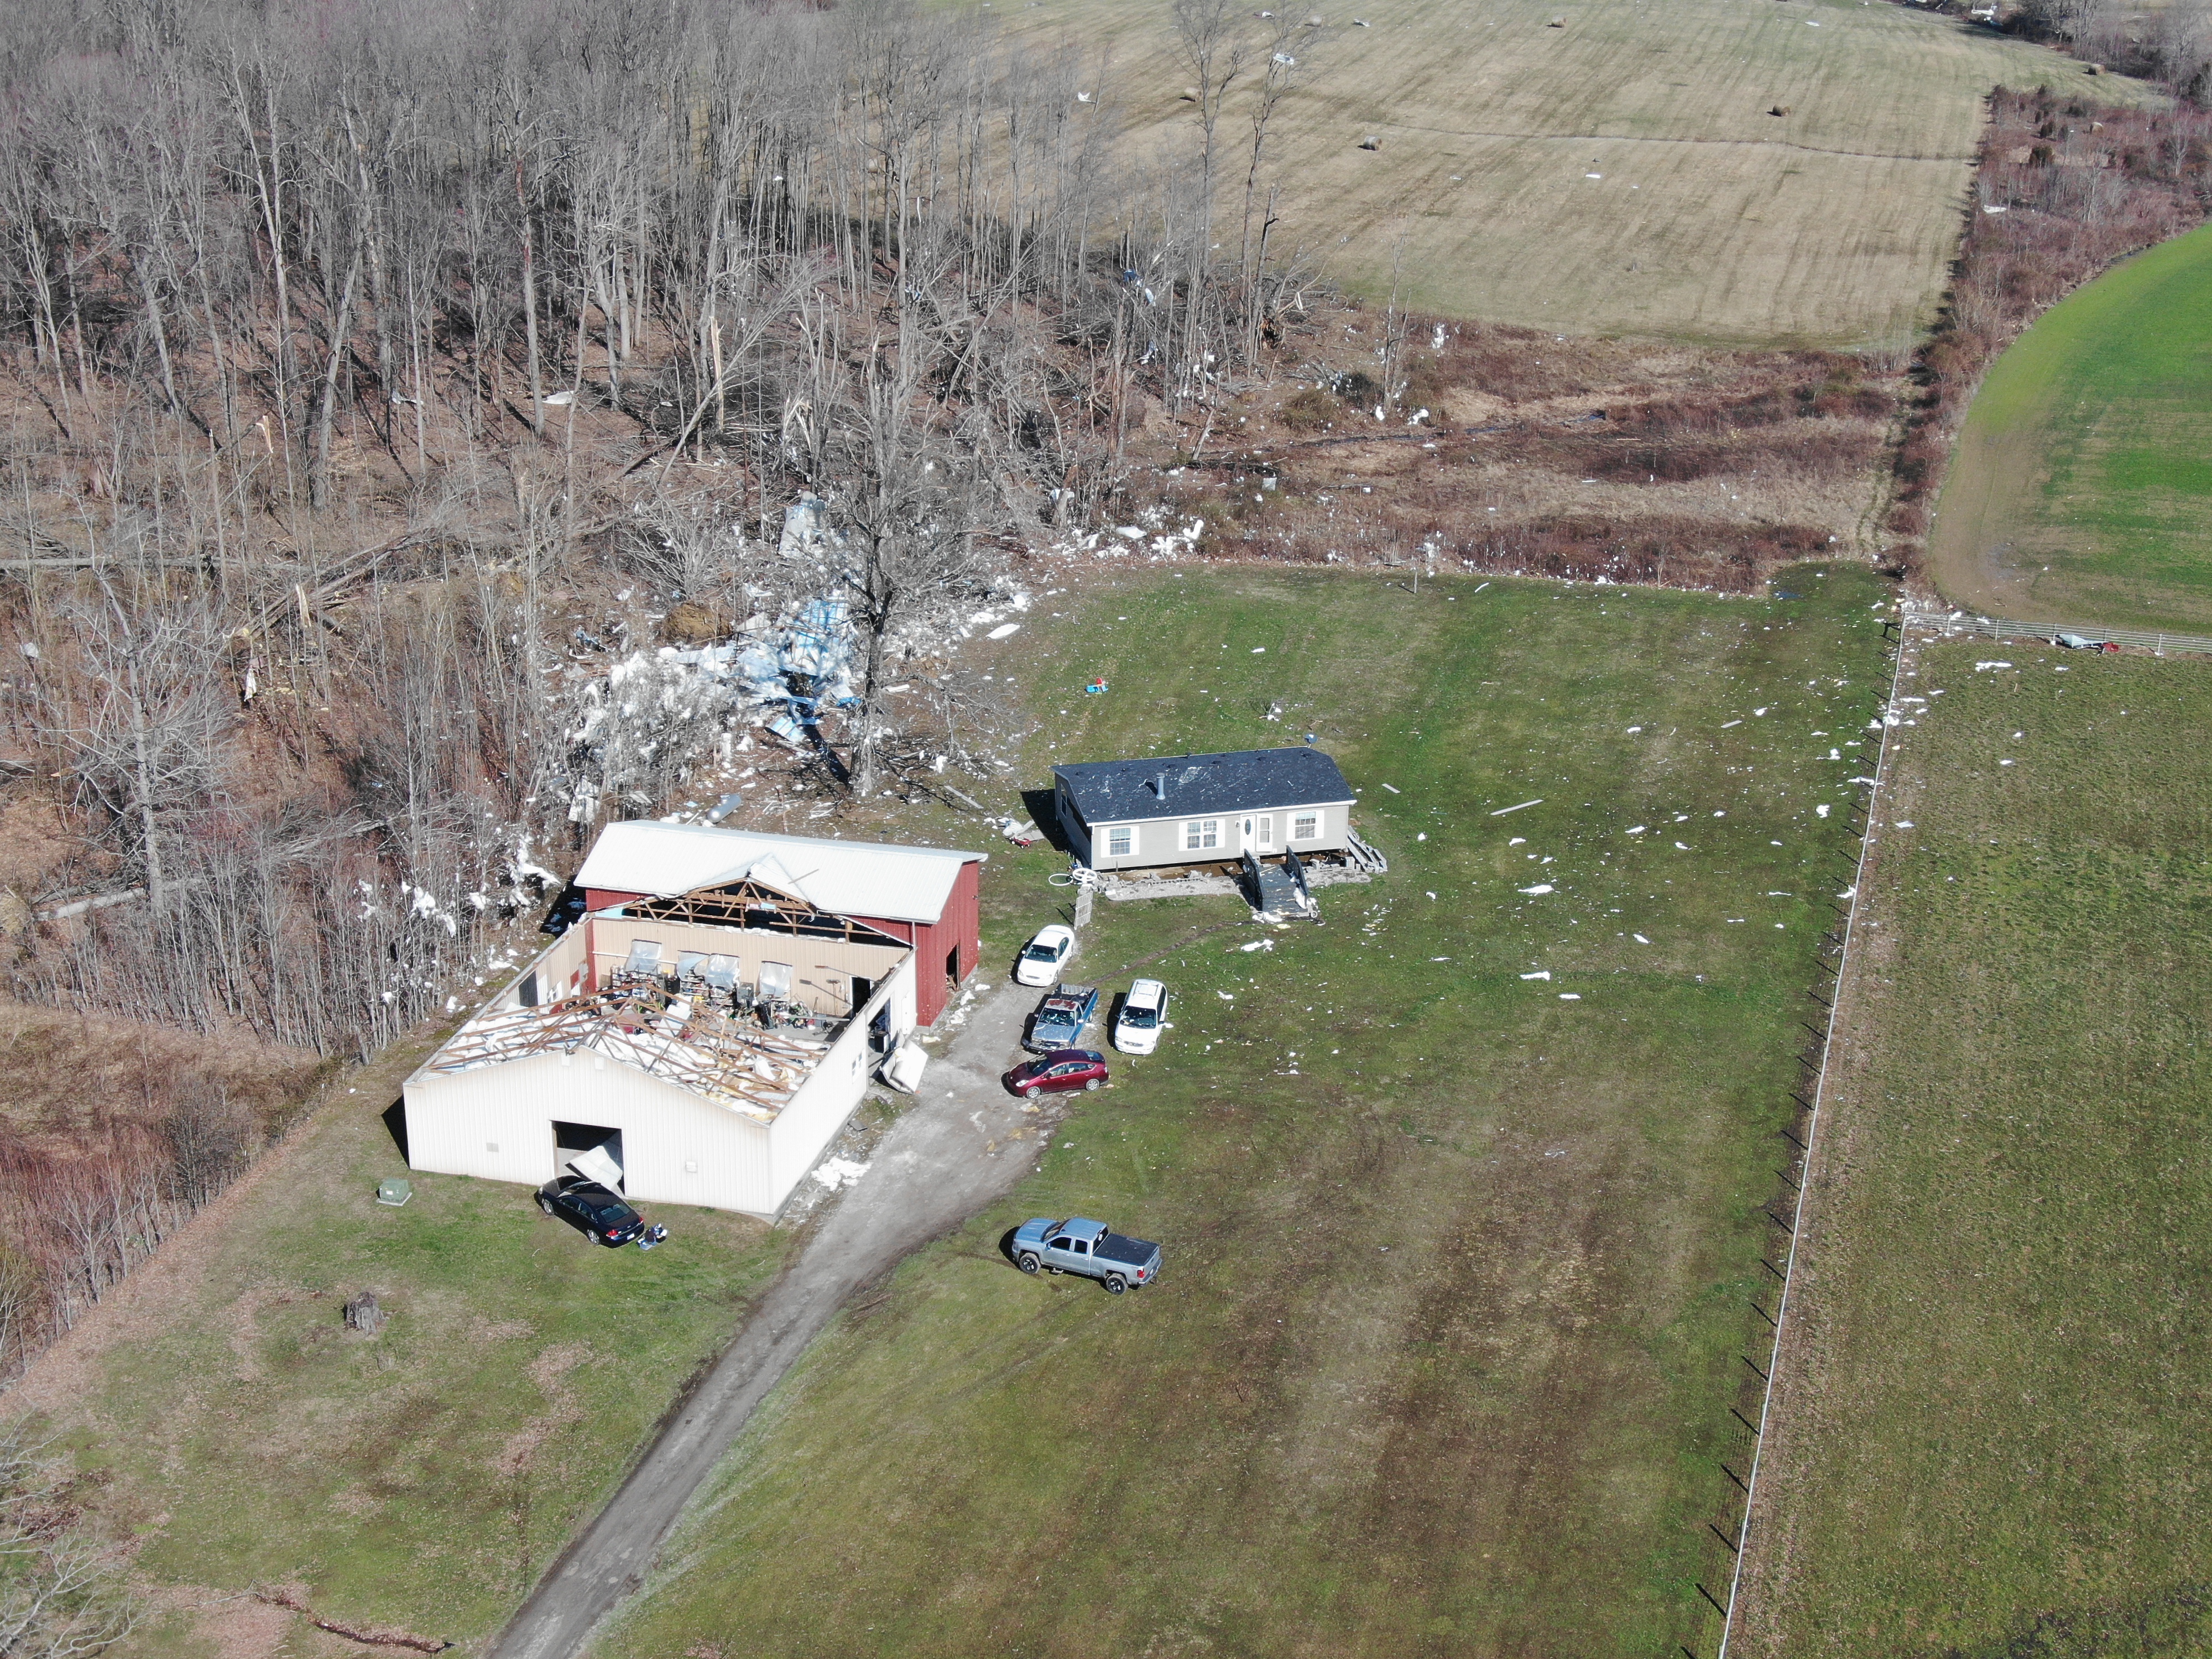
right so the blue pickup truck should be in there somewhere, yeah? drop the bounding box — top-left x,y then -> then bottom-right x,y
1024,983 -> 1099,1053
1012,1217 -> 1162,1294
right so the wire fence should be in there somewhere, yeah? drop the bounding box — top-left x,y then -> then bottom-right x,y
1905,611 -> 2212,656
1674,620 -> 1910,1659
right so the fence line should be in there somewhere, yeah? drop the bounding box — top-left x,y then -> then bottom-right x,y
1905,611 -> 2212,656
1702,612 -> 1910,1659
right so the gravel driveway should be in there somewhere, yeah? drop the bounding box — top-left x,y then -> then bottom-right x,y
489,975 -> 1050,1659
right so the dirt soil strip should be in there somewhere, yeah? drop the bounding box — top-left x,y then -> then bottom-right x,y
489,978 -> 1044,1659
1717,617 -> 1907,1657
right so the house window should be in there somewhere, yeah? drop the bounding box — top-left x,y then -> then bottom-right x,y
1107,826 -> 1133,858
1291,812 -> 1319,841
1183,818 -> 1220,851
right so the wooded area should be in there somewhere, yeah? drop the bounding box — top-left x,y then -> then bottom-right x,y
0,0 -> 1319,1060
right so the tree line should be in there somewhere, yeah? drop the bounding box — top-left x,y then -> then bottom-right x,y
0,0 -> 1326,1058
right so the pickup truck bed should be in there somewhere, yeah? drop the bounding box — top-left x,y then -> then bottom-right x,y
1095,1234 -> 1160,1271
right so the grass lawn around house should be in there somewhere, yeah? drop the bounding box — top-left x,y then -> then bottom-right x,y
34,1029 -> 795,1651
1736,644 -> 2212,1657
1931,220 -> 2212,631
602,561 -> 1895,1659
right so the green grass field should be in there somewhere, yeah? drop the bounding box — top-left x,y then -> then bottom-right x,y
35,1034 -> 795,1652
1018,0 -> 2151,345
1931,220 -> 2212,630
597,563 -> 1893,1658
1737,644 -> 2212,1655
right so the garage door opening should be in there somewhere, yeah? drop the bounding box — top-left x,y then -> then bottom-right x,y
553,1121 -> 624,1192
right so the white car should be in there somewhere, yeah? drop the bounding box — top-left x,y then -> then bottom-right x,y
1114,978 -> 1170,1055
1014,924 -> 1077,987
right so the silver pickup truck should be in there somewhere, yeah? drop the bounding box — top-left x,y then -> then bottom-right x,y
1012,1216 -> 1162,1294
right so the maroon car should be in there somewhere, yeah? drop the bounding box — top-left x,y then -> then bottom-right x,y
1007,1048 -> 1109,1098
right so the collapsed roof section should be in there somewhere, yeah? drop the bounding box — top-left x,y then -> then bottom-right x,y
424,979 -> 831,1121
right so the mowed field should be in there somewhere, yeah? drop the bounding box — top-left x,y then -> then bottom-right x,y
1014,0 -> 2151,345
599,564 -> 1892,1659
1736,643 -> 2212,1655
1931,220 -> 2212,631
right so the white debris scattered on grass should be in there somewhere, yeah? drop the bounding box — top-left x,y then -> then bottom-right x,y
1626,726 -> 1642,734
1721,719 -> 1743,729
1817,804 -> 1832,818
1559,993 -> 1581,1000
1974,661 -> 2012,671
1237,938 -> 1275,953
1754,707 -> 1769,716
812,1157 -> 871,1192
1626,825 -> 1646,835
1520,883 -> 1555,895
2000,759 -> 2017,766
1491,799 -> 1543,816
1382,782 -> 1402,794
1895,821 -> 1914,829
1633,933 -> 1651,944
1218,990 -> 1237,1000
1510,837 -> 1527,846
1521,971 -> 1552,980
1674,841 -> 1691,851
1251,646 -> 1267,654
987,622 -> 1022,640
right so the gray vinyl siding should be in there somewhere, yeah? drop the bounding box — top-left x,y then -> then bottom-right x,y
1083,800 -> 1351,872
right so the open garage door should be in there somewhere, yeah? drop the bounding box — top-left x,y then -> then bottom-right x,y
553,1121 -> 624,1192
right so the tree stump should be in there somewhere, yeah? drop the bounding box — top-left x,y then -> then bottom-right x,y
344,1292 -> 385,1335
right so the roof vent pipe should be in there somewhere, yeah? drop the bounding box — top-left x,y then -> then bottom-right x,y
1155,770 -> 1169,797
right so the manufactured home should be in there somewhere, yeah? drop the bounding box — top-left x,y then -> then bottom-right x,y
1051,747 -> 1357,873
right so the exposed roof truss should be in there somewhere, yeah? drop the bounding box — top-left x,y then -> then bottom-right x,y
425,980 -> 831,1120
619,879 -> 906,946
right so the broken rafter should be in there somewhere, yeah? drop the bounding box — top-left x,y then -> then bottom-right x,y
426,984 -> 831,1118
623,880 -> 907,947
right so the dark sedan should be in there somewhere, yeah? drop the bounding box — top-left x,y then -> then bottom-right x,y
1006,1047 -> 1109,1099
537,1174 -> 653,1246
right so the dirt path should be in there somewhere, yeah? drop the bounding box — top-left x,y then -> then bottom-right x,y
489,975 -> 1046,1659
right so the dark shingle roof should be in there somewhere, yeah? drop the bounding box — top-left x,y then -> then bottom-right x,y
1054,747 -> 1353,825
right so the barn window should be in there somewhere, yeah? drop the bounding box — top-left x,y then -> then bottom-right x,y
1107,826 -> 1133,857
1183,819 -> 1220,851
1291,812 -> 1319,841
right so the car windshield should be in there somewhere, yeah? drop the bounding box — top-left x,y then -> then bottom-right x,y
1121,1007 -> 1157,1028
1021,942 -> 1060,961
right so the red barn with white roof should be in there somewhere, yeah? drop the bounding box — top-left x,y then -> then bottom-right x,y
575,823 -> 985,1026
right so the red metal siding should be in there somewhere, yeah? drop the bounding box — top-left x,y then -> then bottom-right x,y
851,857 -> 980,1027
585,887 -> 648,914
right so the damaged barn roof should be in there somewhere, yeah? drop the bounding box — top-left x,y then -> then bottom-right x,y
1054,747 -> 1354,825
424,980 -> 828,1121
576,823 -> 984,924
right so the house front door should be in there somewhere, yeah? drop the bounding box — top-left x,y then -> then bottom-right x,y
1256,814 -> 1276,852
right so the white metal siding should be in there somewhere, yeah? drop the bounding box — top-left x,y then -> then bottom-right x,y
401,947 -> 917,1217
404,1051 -> 776,1213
